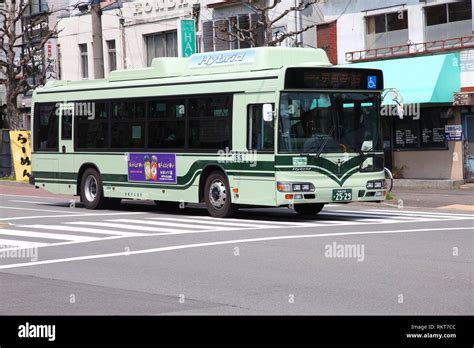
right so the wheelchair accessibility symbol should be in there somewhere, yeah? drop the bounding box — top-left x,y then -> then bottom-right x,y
367,76 -> 377,90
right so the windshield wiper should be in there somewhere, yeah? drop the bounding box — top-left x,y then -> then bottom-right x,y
313,125 -> 336,158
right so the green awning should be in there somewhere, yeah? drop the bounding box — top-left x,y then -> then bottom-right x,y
348,53 -> 460,105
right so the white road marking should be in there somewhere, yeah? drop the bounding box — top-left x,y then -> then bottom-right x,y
9,200 -> 67,205
148,217 -> 264,228
0,193 -> 71,200
111,218 -> 238,231
22,224 -> 146,237
0,226 -> 471,270
0,238 -> 49,248
321,211 -> 415,220
66,221 -> 195,233
0,206 -> 85,214
189,216 -> 312,226
366,209 -> 474,218
0,229 -> 96,242
0,212 -> 147,222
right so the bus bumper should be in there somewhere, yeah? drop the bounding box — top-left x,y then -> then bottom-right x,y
276,187 -> 386,206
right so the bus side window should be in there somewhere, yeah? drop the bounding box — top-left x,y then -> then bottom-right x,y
248,104 -> 274,152
34,103 -> 59,151
61,109 -> 72,140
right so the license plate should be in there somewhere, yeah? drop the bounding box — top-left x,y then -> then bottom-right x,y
332,189 -> 352,202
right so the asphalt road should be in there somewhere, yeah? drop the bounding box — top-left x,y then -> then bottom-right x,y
0,183 -> 472,315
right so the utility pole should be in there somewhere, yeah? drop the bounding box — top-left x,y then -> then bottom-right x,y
91,0 -> 104,78
119,16 -> 127,69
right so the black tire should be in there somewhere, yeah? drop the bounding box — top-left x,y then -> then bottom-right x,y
154,200 -> 181,211
294,203 -> 325,216
204,171 -> 237,218
80,168 -> 106,209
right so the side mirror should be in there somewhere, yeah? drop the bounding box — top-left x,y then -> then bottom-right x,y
383,88 -> 404,119
262,104 -> 273,122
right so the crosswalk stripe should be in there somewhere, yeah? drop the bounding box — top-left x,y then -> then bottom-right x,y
189,216 -> 309,226
322,211 -> 416,220
0,238 -> 49,248
66,221 -> 195,233
0,228 -> 96,242
110,219 -> 235,231
367,209 -> 473,218
146,217 -> 260,228
24,224 -> 145,237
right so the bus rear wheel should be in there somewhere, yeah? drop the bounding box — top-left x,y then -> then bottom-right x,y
80,168 -> 106,209
294,203 -> 325,216
204,171 -> 237,218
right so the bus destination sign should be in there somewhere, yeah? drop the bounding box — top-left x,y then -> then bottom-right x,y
285,68 -> 384,90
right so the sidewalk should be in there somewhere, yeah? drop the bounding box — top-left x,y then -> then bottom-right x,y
355,187 -> 474,213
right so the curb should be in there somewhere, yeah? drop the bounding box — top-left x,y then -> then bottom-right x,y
393,179 -> 464,190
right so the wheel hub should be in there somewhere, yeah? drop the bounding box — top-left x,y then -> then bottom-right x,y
209,180 -> 226,209
84,175 -> 98,202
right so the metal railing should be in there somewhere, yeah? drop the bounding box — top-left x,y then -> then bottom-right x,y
346,35 -> 474,63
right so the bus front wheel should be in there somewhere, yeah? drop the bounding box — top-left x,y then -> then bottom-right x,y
294,203 -> 325,216
204,171 -> 237,218
80,168 -> 106,209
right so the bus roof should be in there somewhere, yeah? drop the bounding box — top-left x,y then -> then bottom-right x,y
40,47 -> 331,90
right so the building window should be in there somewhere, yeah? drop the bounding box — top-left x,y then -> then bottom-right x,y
202,14 -> 264,52
145,31 -> 177,67
426,1 -> 472,26
393,108 -> 448,150
366,11 -> 408,50
107,40 -> 117,72
79,44 -> 88,79
425,1 -> 472,41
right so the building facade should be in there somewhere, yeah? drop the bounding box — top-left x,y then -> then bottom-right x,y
57,0 -> 323,80
316,0 -> 473,183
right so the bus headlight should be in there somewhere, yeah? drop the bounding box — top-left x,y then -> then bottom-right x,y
366,180 -> 384,190
277,182 -> 315,192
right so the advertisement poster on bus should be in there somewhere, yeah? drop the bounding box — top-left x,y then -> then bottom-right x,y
128,153 -> 177,184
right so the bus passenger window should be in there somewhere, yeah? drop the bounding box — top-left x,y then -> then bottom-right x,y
248,104 -> 274,151
34,103 -> 59,151
61,110 -> 72,140
148,99 -> 186,149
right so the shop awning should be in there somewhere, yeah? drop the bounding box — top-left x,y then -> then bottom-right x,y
348,53 -> 461,105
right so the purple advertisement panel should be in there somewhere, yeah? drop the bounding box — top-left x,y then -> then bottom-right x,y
128,153 -> 177,184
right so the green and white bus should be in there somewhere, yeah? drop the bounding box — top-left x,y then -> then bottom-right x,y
30,47 -> 386,218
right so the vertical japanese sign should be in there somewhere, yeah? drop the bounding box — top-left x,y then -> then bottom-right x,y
178,19 -> 196,57
44,38 -> 58,81
9,131 -> 32,181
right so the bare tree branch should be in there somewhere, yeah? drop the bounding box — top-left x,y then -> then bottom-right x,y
270,0 -> 319,26
214,0 -> 320,48
269,23 -> 317,46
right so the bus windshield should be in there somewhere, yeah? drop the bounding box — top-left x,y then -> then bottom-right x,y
278,92 -> 382,154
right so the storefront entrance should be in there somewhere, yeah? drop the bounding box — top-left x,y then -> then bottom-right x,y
465,115 -> 474,182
